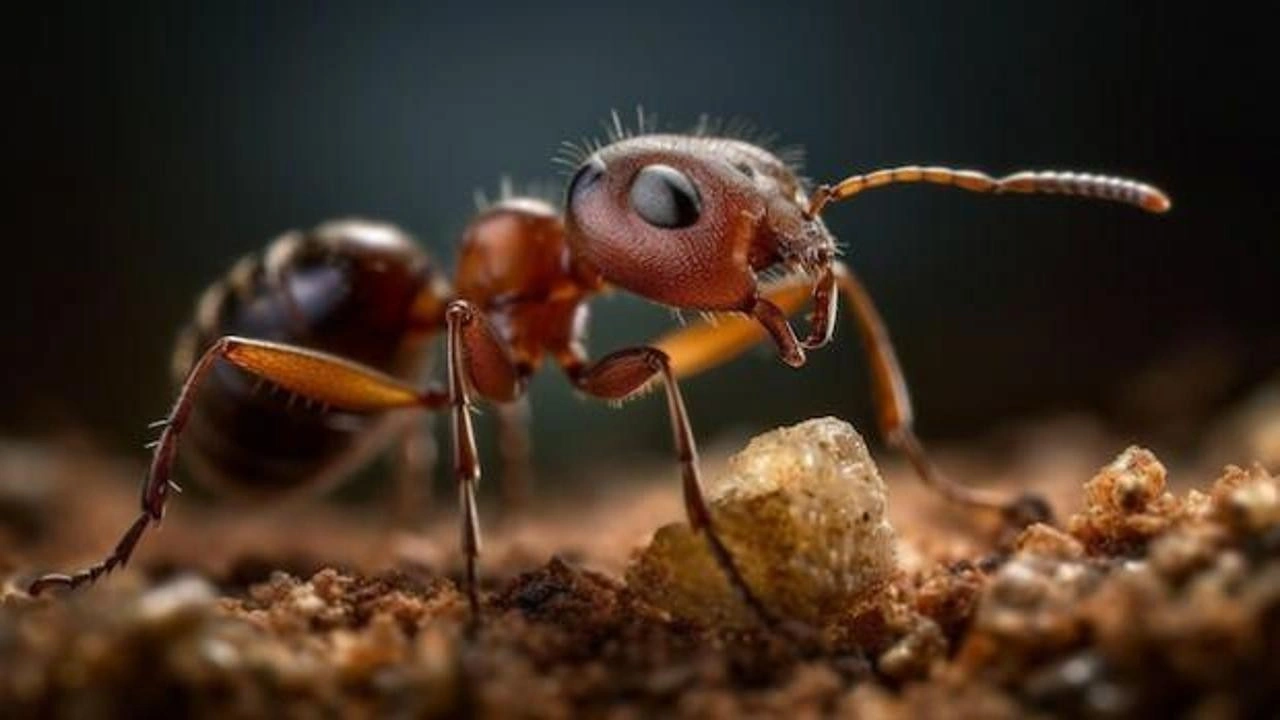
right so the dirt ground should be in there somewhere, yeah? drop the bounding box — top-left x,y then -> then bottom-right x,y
1,384 -> 1278,719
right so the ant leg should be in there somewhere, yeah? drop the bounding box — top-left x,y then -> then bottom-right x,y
495,397 -> 534,514
28,336 -> 447,596
391,414 -> 438,529
651,270 -> 1051,526
830,262 -> 1053,525
28,513 -> 152,595
444,301 -> 525,621
563,346 -> 780,627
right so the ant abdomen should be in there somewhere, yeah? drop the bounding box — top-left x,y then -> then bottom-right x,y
171,219 -> 450,497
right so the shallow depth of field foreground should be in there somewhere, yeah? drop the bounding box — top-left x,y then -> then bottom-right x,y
3,383 -> 1278,718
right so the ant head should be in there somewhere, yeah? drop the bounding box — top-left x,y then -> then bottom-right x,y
563,135 -> 835,312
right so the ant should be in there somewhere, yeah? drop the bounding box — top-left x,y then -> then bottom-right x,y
30,114 -> 1169,627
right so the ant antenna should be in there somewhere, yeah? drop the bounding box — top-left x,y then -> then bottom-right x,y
806,166 -> 1171,217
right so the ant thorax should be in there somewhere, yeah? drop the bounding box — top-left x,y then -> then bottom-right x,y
453,197 -> 594,369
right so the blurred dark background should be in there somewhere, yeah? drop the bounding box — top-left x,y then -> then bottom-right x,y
5,3 -> 1275,484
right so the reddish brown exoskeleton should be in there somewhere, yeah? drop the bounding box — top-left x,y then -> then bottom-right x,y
167,219 -> 449,500
31,117 -> 1169,627
163,218 -> 534,513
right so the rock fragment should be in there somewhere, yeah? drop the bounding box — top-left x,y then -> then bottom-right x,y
626,417 -> 898,627
1209,464 -> 1280,534
1068,446 -> 1181,553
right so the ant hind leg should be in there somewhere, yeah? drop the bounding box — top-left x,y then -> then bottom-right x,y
28,336 -> 446,596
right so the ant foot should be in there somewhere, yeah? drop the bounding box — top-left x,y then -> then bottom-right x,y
1001,492 -> 1055,528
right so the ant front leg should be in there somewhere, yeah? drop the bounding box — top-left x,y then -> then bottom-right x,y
829,262 -> 1052,526
562,346 -> 780,627
652,268 -> 1053,528
444,301 -> 525,620
28,336 -> 446,596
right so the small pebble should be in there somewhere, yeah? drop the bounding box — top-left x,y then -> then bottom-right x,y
626,417 -> 898,627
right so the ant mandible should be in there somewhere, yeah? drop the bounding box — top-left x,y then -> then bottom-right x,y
30,114 -> 1169,627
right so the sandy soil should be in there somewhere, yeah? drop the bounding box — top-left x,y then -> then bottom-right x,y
1,389 -> 1278,719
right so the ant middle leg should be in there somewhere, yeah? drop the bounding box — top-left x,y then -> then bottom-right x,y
390,385 -> 531,530
562,346 -> 780,627
28,336 -> 448,595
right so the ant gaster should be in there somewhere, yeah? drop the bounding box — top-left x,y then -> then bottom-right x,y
31,117 -> 1169,627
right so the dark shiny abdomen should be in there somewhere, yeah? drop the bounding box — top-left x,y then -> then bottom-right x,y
176,220 -> 446,497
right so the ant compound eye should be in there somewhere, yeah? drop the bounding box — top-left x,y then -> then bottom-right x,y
629,164 -> 701,229
568,156 -> 606,204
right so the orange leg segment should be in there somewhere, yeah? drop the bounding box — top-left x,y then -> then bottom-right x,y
654,263 -> 1052,526
29,336 -> 447,596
